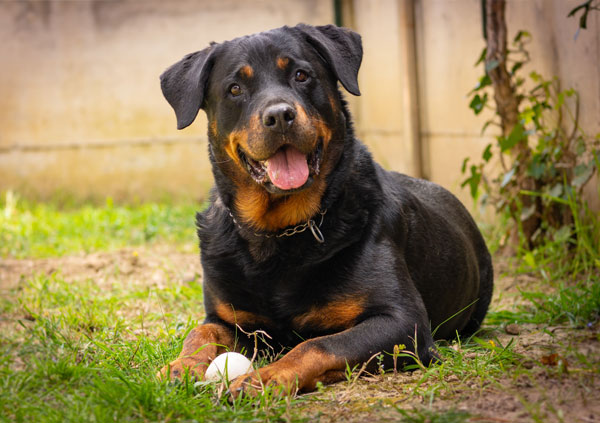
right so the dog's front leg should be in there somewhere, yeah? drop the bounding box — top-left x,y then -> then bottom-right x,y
157,322 -> 236,380
228,314 -> 437,397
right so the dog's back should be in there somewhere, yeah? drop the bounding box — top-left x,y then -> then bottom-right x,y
379,168 -> 493,339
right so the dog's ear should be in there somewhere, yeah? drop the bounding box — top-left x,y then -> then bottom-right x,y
294,24 -> 363,96
160,46 -> 216,130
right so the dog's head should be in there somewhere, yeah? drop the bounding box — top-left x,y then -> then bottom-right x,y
161,24 -> 362,231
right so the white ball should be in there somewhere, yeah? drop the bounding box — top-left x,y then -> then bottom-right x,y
204,352 -> 253,382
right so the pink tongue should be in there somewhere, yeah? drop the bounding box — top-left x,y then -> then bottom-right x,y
265,146 -> 309,190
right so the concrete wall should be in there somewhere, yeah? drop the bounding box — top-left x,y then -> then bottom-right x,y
0,0 -> 333,202
351,0 -> 599,207
1,0 -> 598,207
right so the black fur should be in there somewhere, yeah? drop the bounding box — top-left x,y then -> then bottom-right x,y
160,24 -> 493,385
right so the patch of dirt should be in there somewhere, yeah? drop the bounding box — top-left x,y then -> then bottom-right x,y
300,344 -> 599,423
0,245 -> 201,292
0,245 -> 201,339
299,259 -> 600,423
1,250 -> 598,422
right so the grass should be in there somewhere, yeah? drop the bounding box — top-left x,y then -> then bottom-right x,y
394,409 -> 471,423
482,185 -> 600,329
486,277 -> 600,327
0,191 -> 199,258
389,335 -> 525,407
0,194 -> 306,422
1,193 -> 599,422
0,272 -> 304,422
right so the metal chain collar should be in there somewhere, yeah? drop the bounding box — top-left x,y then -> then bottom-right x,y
228,209 -> 327,243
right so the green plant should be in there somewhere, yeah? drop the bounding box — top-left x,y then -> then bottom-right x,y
568,0 -> 600,32
464,30 -> 599,252
395,408 -> 471,423
0,272 -> 302,422
0,191 -> 199,258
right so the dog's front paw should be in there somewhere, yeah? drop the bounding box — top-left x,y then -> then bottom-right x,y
228,364 -> 299,398
156,357 -> 208,381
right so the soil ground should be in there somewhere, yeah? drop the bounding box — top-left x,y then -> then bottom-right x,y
1,246 -> 598,422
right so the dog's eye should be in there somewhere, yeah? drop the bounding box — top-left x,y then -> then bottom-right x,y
230,84 -> 242,96
294,70 -> 309,83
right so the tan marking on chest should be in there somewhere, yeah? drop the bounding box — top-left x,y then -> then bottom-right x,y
215,302 -> 273,328
292,297 -> 366,331
235,179 -> 326,231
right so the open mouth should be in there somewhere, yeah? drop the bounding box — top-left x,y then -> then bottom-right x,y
238,140 -> 323,192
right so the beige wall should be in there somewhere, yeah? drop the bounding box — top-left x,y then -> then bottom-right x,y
0,0 -> 333,202
1,0 -> 598,207
351,0 -> 408,172
351,0 -> 599,207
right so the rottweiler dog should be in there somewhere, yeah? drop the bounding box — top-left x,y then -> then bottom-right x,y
158,24 -> 493,396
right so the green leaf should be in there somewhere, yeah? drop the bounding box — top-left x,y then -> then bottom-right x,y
469,93 -> 488,115
510,61 -> 523,75
576,137 -> 587,155
513,30 -> 531,43
580,10 -> 588,29
531,103 -> 544,125
478,74 -> 492,90
468,74 -> 492,95
548,183 -> 563,199
482,144 -> 493,162
481,120 -> 495,135
527,156 -> 545,179
485,59 -> 500,72
556,92 -> 565,109
500,124 -> 526,152
461,157 -> 470,174
461,165 -> 481,199
475,47 -> 487,66
568,3 -> 587,17
523,251 -> 536,268
530,71 -> 542,82
520,108 -> 536,125
572,162 -> 595,187
554,225 -> 572,243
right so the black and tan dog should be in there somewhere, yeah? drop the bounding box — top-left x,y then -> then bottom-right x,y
158,24 -> 493,396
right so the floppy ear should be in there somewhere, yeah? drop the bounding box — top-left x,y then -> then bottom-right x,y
294,24 -> 363,96
160,46 -> 215,130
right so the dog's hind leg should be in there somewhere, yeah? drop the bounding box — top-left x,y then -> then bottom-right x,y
459,251 -> 494,338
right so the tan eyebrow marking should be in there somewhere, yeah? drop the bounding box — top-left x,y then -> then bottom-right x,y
240,65 -> 254,78
276,57 -> 289,70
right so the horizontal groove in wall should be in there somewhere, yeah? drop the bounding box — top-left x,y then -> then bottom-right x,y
0,131 -> 495,154
0,136 -> 208,154
420,132 -> 496,139
357,130 -> 496,139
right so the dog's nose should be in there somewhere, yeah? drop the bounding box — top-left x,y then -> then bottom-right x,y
262,103 -> 295,133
